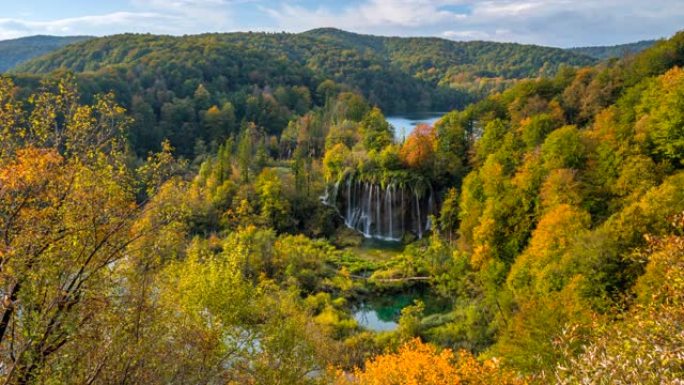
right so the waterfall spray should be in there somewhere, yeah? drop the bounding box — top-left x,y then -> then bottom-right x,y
322,173 -> 434,242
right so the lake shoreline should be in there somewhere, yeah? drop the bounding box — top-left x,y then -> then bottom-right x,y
386,112 -> 445,141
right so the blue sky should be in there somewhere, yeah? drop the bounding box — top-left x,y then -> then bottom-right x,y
1,0 -> 683,47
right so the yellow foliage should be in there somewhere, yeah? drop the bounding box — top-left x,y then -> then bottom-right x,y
524,204 -> 590,260
323,142 -> 351,181
539,169 -> 582,210
507,204 -> 590,295
337,339 -> 526,385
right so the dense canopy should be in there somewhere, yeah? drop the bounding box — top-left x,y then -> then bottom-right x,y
0,26 -> 683,385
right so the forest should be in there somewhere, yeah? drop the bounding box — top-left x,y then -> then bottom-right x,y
568,39 -> 657,60
6,29 -> 597,158
0,36 -> 93,72
0,25 -> 683,385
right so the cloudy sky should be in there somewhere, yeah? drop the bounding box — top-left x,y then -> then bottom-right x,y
1,0 -> 682,47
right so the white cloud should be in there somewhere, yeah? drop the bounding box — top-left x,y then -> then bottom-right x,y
473,1 -> 550,17
264,0 -> 469,32
443,30 -> 491,40
266,0 -> 684,47
0,0 -> 682,47
356,0 -> 468,27
0,0 -> 244,40
0,12 -> 175,40
130,0 -> 237,32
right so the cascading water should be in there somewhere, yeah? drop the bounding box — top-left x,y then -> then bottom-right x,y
412,191 -> 418,239
323,174 -> 435,241
385,185 -> 393,239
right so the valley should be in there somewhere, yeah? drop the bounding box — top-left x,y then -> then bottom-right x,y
0,19 -> 682,385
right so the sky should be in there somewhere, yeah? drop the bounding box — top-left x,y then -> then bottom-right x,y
0,0 -> 683,48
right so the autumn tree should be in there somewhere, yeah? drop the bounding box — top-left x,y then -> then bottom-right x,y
556,212 -> 684,384
151,234 -> 335,384
255,168 -> 292,231
323,142 -> 351,182
337,339 -> 526,385
359,107 -> 393,152
399,124 -> 436,172
638,66 -> 684,165
0,76 -> 153,384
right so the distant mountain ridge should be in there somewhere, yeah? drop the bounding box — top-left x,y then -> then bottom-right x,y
568,40 -> 658,60
301,28 -> 596,80
0,35 -> 93,72
16,28 -> 596,79
1,31 -> 661,75
11,28 -> 597,112
3,29 -> 676,158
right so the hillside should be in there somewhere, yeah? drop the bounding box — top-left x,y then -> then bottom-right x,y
1,15 -> 684,384
303,28 -> 596,82
16,29 -> 596,96
1,27 -> 684,384
568,39 -> 658,59
0,35 -> 92,72
10,30 -> 596,156
16,29 -> 597,78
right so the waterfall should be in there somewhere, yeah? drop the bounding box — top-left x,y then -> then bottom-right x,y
365,183 -> 372,237
401,187 -> 405,237
386,184 -> 393,239
415,190 -> 422,239
375,185 -> 380,236
346,178 -> 351,226
322,174 -> 435,241
425,193 -> 434,232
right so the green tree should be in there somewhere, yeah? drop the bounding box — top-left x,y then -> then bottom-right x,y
0,77 -> 159,384
359,107 -> 393,152
639,67 -> 684,165
541,125 -> 586,170
323,142 -> 351,182
439,187 -> 460,243
193,83 -> 211,110
434,111 -> 469,185
255,168 -> 292,231
237,123 -> 257,183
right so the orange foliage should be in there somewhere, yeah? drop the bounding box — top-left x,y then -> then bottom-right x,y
336,339 -> 526,385
0,147 -> 63,190
399,124 -> 436,170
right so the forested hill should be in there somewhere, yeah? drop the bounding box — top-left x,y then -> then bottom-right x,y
0,35 -> 92,72
11,32 -> 466,124
302,28 -> 596,80
8,30 -> 596,157
568,39 -> 658,60
13,30 -> 597,110
16,29 -> 597,79
2,16 -> 684,383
